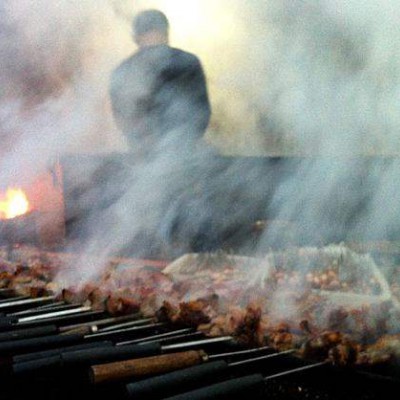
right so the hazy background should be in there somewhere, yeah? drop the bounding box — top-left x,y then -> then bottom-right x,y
1,1 -> 400,284
2,0 -> 400,179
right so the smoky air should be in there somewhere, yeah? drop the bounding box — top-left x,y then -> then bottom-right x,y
0,0 -> 399,289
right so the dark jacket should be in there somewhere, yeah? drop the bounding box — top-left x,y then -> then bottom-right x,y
110,44 -> 211,151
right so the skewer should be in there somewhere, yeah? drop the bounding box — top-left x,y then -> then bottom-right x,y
208,345 -> 272,360
57,313 -> 144,333
160,336 -> 233,352
62,317 -> 153,335
0,320 -> 167,359
16,306 -> 92,323
12,335 -> 233,378
11,329 -> 199,368
162,360 -> 329,400
13,340 -> 114,363
2,308 -> 142,338
0,296 -> 29,304
91,346 -> 295,385
135,331 -> 204,345
0,308 -> 102,332
15,310 -> 106,328
8,303 -> 76,317
117,328 -> 196,345
84,322 -> 166,340
0,296 -> 55,310
263,360 -> 328,380
124,349 -> 296,399
0,324 -> 59,343
29,301 -> 66,310
0,311 -> 149,355
91,350 -> 207,384
0,332 -> 89,356
95,318 -> 154,332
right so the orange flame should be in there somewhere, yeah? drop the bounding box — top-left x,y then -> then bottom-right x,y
0,188 -> 31,220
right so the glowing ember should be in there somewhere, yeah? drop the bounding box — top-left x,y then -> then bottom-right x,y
0,188 -> 31,220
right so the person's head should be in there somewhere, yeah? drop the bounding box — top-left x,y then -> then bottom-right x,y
133,10 -> 170,48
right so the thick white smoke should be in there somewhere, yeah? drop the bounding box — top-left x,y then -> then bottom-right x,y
1,0 -> 400,287
0,0 -> 130,187
255,0 -> 400,249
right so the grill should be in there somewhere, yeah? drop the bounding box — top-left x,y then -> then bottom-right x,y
1,280 -> 400,400
2,153 -> 400,399
0,211 -> 39,247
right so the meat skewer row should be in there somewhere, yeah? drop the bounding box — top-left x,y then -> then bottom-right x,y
12,336 -> 233,378
2,248 -> 400,370
90,346 -> 296,385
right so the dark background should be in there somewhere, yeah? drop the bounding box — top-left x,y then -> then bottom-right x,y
60,154 -> 400,258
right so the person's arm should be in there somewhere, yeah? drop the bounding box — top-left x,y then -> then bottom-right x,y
163,54 -> 211,140
109,68 -> 129,134
109,62 -> 152,150
185,57 -> 211,137
191,58 -> 211,135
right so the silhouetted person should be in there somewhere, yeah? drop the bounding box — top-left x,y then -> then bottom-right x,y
110,9 -> 211,157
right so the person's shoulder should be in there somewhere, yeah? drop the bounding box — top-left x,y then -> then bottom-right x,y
112,54 -> 138,74
110,54 -> 141,86
169,47 -> 197,59
169,47 -> 202,67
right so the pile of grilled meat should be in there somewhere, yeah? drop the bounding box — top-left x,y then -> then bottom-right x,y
1,244 -> 400,372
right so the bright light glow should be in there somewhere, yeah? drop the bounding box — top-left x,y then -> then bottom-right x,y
138,0 -> 236,49
0,188 -> 31,219
159,0 -> 207,41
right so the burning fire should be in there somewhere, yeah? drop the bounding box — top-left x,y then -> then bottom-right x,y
0,188 -> 31,220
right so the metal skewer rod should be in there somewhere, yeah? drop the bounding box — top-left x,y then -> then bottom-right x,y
58,313 -> 144,332
228,349 -> 297,366
96,318 -> 154,332
0,296 -> 29,304
0,296 -> 55,309
154,360 -> 330,400
208,345 -> 272,360
162,336 -> 234,351
263,360 -> 329,381
136,331 -> 204,346
31,301 -> 66,310
117,328 -> 195,346
17,306 -> 92,323
16,310 -> 105,327
85,322 -> 166,339
8,303 -> 80,317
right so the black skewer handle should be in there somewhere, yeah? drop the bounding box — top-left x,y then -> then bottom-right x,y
0,332 -> 84,356
61,342 -> 161,365
163,374 -> 265,400
12,354 -> 63,375
13,340 -> 113,363
0,324 -> 58,343
12,342 -> 162,375
125,361 -> 229,399
0,317 -> 17,331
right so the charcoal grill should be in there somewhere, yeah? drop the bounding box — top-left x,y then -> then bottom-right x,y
1,245 -> 400,399
0,211 -> 39,247
0,288 -> 399,400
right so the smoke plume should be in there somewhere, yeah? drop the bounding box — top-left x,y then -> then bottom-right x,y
1,0 -> 400,289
